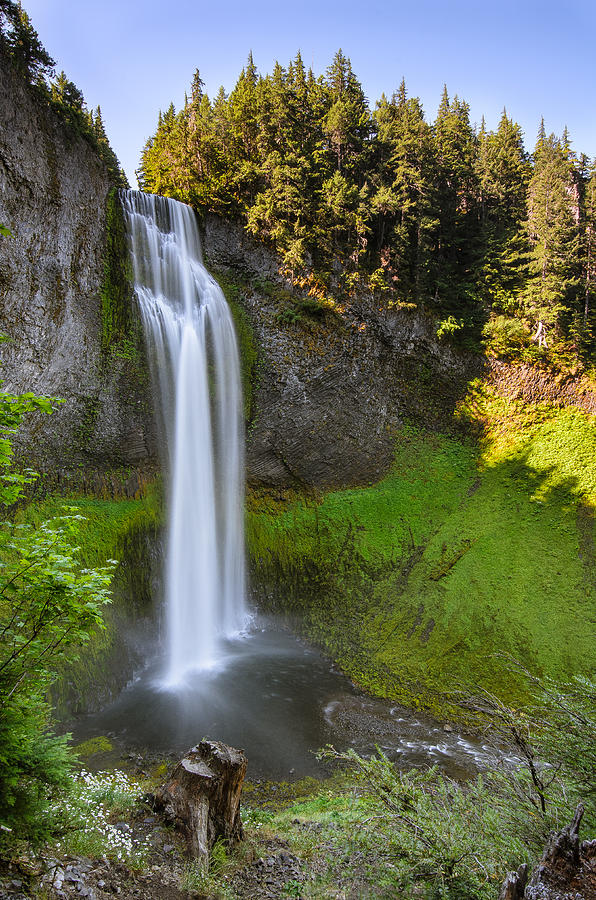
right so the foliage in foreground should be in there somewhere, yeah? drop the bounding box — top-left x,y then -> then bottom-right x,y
245,674 -> 596,899
0,383 -> 115,842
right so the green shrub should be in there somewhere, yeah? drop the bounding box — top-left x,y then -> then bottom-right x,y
0,384 -> 115,842
482,314 -> 531,357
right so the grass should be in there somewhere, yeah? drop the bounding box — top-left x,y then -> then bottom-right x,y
247,391 -> 596,717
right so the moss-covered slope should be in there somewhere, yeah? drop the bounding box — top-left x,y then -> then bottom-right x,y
247,386 -> 596,717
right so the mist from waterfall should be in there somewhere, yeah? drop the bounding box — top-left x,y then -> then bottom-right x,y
122,190 -> 247,684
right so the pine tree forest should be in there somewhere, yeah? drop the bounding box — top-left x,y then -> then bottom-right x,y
139,50 -> 596,366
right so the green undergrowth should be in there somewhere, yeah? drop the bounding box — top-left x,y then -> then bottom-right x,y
249,746 -> 580,900
241,678 -> 596,898
258,782 -> 521,899
15,487 -> 163,714
247,395 -> 596,718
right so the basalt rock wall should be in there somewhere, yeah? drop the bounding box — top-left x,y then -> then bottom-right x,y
0,53 -> 156,493
201,212 -> 479,488
3,54 -> 590,497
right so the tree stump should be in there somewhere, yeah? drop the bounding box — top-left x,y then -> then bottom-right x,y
498,864 -> 528,900
499,804 -> 596,900
156,739 -> 247,868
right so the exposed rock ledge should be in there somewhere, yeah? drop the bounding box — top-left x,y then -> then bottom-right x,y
201,213 -> 479,488
487,357 -> 596,415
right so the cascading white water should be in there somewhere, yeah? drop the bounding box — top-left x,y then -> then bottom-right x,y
122,190 -> 246,684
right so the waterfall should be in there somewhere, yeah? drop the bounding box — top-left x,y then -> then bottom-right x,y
122,190 -> 247,684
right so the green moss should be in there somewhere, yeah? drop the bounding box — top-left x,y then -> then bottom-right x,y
247,406 -> 596,719
208,266 -> 259,420
101,189 -> 139,362
17,488 -> 161,569
73,736 -> 113,757
243,776 -> 324,811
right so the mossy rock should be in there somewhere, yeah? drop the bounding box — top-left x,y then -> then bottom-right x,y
73,735 -> 114,758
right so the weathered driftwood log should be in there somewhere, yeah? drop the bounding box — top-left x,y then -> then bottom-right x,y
156,739 -> 247,867
499,804 -> 596,900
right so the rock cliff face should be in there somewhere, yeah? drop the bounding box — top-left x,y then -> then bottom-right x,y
0,54 -> 155,492
3,59 -> 592,496
201,213 -> 478,488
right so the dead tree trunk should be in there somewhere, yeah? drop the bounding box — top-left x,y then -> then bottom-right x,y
156,739 -> 247,868
498,864 -> 528,900
499,804 -> 596,900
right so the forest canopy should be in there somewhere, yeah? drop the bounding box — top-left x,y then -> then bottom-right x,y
139,50 -> 596,364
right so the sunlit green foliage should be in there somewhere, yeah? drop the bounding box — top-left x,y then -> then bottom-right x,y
247,403 -> 596,716
138,52 -> 596,363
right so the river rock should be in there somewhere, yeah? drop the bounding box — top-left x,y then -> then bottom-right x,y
155,739 -> 247,867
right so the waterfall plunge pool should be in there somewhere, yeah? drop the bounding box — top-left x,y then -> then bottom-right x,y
70,617 -> 499,782
108,194 -> 507,784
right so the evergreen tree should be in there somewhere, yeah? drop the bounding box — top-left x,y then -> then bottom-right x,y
581,164 -> 596,336
372,81 -> 434,301
475,111 -> 531,312
0,0 -> 54,85
323,49 -> 370,175
226,52 -> 262,205
50,70 -> 85,116
525,125 -> 580,336
430,87 -> 480,308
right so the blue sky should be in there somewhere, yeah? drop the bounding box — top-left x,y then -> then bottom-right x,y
24,0 -> 596,184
